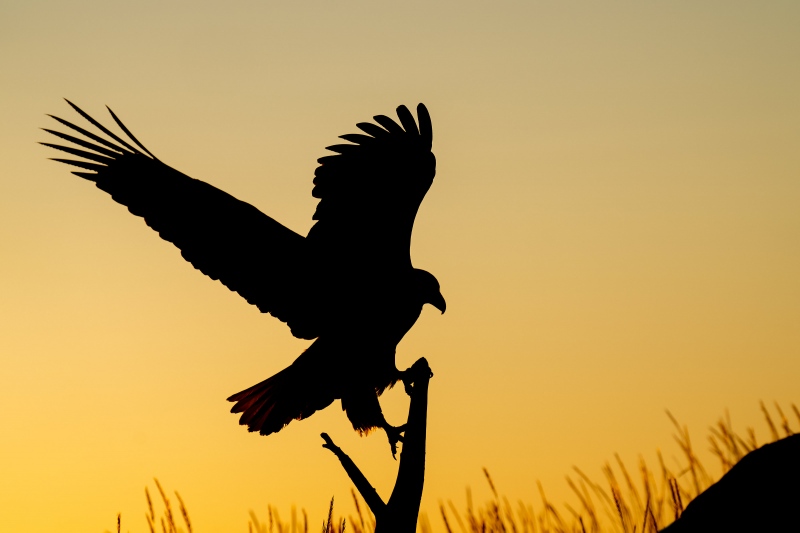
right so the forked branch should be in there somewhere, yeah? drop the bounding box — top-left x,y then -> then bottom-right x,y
322,357 -> 433,532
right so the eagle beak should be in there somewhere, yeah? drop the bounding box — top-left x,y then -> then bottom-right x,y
431,292 -> 446,314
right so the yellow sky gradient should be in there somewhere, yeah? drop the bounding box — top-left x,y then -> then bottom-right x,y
2,1 -> 799,531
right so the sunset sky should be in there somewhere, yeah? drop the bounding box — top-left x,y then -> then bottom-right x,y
2,1 -> 800,531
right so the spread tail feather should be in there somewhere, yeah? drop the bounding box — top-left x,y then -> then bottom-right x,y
227,364 -> 334,436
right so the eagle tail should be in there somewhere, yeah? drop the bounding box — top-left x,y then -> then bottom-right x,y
227,362 -> 334,436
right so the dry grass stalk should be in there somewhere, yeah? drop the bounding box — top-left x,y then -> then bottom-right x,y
146,488 -> 156,533
439,503 -> 454,533
125,401 -> 796,533
760,401 -> 780,442
320,497 -> 346,533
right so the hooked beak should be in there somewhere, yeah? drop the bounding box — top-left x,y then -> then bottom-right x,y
430,291 -> 446,314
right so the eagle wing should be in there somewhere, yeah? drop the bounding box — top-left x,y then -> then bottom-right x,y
43,100 -> 319,339
307,104 -> 436,269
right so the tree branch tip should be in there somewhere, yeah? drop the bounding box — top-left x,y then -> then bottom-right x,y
321,432 -> 337,450
409,357 -> 433,380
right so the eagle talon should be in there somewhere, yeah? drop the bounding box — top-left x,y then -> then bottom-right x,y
400,367 -> 420,396
400,359 -> 433,396
402,374 -> 414,395
385,424 -> 406,459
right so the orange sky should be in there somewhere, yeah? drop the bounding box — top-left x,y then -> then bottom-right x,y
2,1 -> 800,531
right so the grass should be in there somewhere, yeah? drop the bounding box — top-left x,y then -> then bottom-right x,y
112,401 -> 798,533
433,401 -> 798,533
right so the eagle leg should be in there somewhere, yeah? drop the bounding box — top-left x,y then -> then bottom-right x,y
342,389 -> 406,457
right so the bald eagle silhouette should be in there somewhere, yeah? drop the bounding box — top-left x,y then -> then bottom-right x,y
43,100 -> 445,455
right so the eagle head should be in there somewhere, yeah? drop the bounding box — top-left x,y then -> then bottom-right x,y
412,269 -> 446,314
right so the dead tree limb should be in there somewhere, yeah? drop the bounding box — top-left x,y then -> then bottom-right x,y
322,357 -> 433,533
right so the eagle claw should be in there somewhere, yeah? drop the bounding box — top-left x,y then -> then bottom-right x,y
402,375 -> 414,396
400,358 -> 434,396
385,424 -> 406,459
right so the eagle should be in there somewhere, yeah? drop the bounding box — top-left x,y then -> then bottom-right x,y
42,100 -> 445,456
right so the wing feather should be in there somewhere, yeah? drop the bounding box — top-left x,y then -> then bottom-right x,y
43,102 -> 319,339
40,142 -> 116,163
42,128 -> 122,157
372,114 -> 405,134
307,104 -> 436,269
356,122 -> 390,138
395,105 -> 419,135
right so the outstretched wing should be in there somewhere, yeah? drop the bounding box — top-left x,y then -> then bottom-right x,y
308,104 -> 436,268
42,100 -> 319,339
